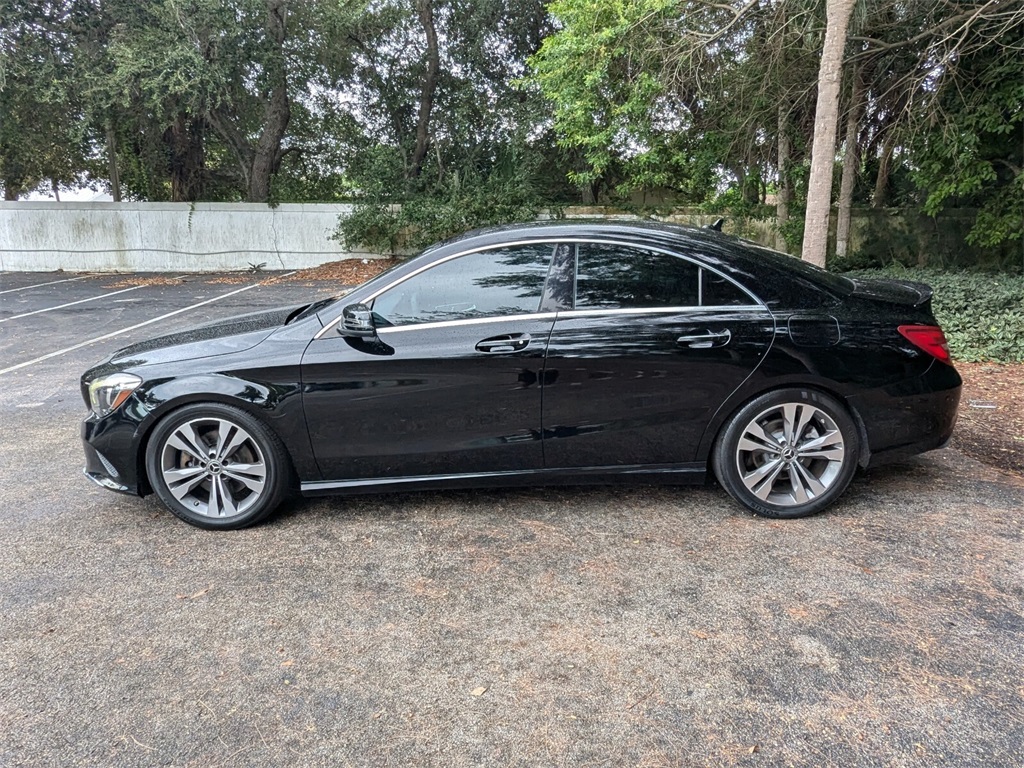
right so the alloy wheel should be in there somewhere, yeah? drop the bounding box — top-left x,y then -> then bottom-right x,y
159,417 -> 268,519
734,402 -> 846,508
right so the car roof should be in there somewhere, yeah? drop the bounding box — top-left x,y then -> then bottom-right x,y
429,218 -> 741,253
346,219 -> 850,313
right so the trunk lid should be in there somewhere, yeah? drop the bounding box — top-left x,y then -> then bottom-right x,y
848,277 -> 934,308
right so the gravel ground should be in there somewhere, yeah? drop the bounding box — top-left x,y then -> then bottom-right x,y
1,271 -> 1023,767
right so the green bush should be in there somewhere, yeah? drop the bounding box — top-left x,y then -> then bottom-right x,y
843,267 -> 1024,363
334,160 -> 556,255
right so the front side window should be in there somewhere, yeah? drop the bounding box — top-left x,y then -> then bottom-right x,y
575,244 -> 701,309
372,244 -> 554,327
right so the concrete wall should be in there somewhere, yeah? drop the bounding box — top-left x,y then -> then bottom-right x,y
0,201 -> 998,273
2,201 -> 758,273
0,202 -> 367,272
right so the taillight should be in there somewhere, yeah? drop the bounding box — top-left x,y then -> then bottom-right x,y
898,325 -> 952,365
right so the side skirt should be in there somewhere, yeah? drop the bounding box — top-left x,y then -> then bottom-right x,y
301,463 -> 707,497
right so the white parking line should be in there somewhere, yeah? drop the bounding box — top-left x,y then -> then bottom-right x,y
0,274 -> 191,324
0,286 -> 143,323
0,274 -> 99,295
0,273 -> 295,376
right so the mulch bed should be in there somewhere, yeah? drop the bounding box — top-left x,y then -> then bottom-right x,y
275,256 -> 403,284
952,362 -> 1024,478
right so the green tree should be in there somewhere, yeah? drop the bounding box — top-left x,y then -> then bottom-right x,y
335,0 -> 568,251
909,34 -> 1023,249
0,0 -> 89,199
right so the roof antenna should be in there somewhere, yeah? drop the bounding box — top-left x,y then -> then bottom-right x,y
705,218 -> 725,232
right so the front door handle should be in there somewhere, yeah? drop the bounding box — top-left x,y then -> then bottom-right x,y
676,329 -> 731,349
476,333 -> 531,353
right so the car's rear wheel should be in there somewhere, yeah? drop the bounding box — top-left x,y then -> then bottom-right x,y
146,403 -> 289,529
713,389 -> 859,518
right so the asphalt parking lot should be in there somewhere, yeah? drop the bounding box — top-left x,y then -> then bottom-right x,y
1,271 -> 1022,767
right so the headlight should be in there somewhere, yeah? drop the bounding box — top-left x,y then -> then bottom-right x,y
87,373 -> 142,417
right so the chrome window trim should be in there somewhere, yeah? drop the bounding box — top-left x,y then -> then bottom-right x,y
376,306 -> 766,334
376,312 -> 558,334
555,305 -> 768,320
314,236 -> 764,340
573,242 -> 579,308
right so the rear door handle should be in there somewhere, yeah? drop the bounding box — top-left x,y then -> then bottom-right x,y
676,329 -> 731,349
476,333 -> 531,353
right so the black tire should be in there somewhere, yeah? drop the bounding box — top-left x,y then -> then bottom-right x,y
712,388 -> 859,519
145,403 -> 290,529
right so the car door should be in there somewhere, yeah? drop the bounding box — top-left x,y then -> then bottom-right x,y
541,242 -> 775,469
300,243 -> 562,481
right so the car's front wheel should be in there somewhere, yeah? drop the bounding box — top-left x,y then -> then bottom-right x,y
145,403 -> 289,529
713,389 -> 859,518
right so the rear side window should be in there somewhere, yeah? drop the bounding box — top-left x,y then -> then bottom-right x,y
575,244 -> 700,309
702,269 -> 752,306
371,244 -> 554,326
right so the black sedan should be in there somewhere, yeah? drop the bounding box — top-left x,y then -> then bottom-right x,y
81,221 -> 961,529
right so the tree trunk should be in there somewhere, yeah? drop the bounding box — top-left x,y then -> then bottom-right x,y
800,0 -> 856,268
51,178 -> 60,201
410,0 -> 440,181
3,183 -> 18,201
742,163 -> 760,205
166,113 -> 206,202
208,0 -> 290,202
776,105 -> 792,252
105,120 -> 121,202
872,130 -> 896,208
835,66 -> 863,261
247,0 -> 291,202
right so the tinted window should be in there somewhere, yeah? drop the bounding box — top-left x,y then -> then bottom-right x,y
742,242 -> 855,295
702,269 -> 754,306
575,244 -> 700,309
372,244 -> 554,326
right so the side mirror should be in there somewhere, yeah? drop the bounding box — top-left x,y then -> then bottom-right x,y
338,303 -> 376,338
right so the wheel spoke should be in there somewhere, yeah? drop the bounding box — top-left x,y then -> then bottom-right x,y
215,477 -> 238,516
788,464 -> 810,504
217,421 -> 249,461
798,445 -> 845,461
790,460 -> 823,501
167,424 -> 207,461
797,429 -> 843,454
781,403 -> 798,444
223,463 -> 266,493
741,458 -> 785,500
207,473 -> 223,516
165,467 -> 207,501
792,405 -> 816,445
739,421 -> 781,453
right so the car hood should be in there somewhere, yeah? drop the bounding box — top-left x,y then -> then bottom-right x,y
106,305 -> 302,368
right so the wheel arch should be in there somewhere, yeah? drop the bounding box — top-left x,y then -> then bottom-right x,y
698,380 -> 872,472
132,375 -> 307,495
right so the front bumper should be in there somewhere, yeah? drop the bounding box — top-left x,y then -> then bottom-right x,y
81,415 -> 145,495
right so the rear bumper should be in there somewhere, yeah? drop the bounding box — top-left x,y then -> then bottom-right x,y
848,361 -> 962,468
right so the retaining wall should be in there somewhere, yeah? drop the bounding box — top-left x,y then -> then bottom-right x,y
0,202 -> 365,272
0,201 -> 1003,272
